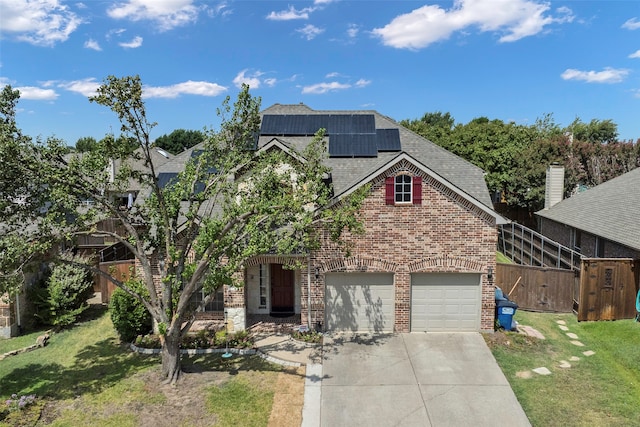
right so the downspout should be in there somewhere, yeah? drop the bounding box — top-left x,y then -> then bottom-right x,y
307,259 -> 312,330
15,290 -> 21,333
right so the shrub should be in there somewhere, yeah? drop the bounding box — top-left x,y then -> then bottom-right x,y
109,279 -> 152,343
31,258 -> 94,327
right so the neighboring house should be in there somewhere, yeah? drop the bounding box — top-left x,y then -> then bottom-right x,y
536,167 -> 640,259
75,147 -> 173,254
154,104 -> 505,333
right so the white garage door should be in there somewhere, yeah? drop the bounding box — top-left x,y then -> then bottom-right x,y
325,273 -> 394,332
411,273 -> 481,332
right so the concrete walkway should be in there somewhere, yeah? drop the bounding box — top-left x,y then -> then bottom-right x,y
256,332 -> 530,427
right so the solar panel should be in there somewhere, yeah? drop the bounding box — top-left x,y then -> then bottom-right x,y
190,149 -> 218,173
376,129 -> 401,151
329,134 -> 378,157
261,114 -> 376,136
260,115 -> 283,134
157,172 -> 179,189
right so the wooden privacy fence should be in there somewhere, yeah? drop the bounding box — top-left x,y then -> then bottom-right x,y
99,260 -> 135,304
578,258 -> 639,321
495,263 -> 576,312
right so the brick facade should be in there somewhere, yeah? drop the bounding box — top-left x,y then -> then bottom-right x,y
303,162 -> 497,332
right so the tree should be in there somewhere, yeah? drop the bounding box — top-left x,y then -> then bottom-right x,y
0,76 -> 365,383
75,136 -> 98,152
568,118 -> 618,144
400,111 -> 455,145
154,129 -> 205,154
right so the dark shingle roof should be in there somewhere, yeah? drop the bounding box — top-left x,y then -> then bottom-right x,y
536,167 -> 640,251
259,104 -> 493,208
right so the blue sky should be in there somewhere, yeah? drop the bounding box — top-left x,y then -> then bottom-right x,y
1,0 -> 639,145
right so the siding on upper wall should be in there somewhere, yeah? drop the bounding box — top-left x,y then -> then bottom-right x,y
539,218 -> 640,259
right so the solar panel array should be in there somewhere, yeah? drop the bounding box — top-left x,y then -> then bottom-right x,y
260,114 -> 401,158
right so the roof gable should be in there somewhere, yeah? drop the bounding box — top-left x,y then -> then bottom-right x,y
258,104 -> 493,209
333,151 -> 506,224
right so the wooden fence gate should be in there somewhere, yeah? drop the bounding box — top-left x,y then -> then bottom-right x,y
99,260 -> 135,304
496,263 -> 575,312
578,258 -> 639,321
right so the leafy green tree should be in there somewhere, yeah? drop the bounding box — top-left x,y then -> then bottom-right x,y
154,129 -> 204,154
0,76 -> 365,383
75,136 -> 98,152
400,111 -> 455,145
568,118 -> 618,144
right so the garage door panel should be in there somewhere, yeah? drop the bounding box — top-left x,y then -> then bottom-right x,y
411,273 -> 481,332
325,273 -> 394,333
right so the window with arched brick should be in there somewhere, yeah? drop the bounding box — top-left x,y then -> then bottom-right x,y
385,174 -> 422,205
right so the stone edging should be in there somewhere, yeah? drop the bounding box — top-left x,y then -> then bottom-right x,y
129,343 -> 302,367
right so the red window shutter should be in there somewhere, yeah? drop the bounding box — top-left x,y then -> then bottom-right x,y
412,176 -> 422,205
385,177 -> 394,205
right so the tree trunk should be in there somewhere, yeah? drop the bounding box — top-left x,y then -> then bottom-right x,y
161,331 -> 182,384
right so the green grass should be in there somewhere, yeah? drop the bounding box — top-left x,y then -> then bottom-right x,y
487,310 -> 640,427
0,327 -> 50,354
496,251 -> 513,264
1,307 -> 295,426
0,307 -> 157,401
206,375 -> 277,427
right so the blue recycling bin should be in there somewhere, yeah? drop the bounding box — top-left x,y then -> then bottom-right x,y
496,299 -> 518,331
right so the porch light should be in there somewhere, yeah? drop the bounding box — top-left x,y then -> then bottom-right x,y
315,267 -> 320,279
487,266 -> 494,281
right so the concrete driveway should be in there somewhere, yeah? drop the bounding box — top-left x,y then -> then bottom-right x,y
317,333 -> 530,427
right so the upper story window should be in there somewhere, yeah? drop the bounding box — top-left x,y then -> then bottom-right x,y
385,174 -> 422,206
395,175 -> 412,203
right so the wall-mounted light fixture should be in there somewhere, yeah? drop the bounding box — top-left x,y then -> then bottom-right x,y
487,266 -> 494,281
158,259 -> 165,275
315,267 -> 320,280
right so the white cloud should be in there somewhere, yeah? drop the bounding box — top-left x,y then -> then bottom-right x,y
0,0 -> 83,46
372,0 -> 574,50
302,81 -> 351,94
561,67 -> 629,84
143,81 -> 227,98
107,0 -> 200,31
106,28 -> 127,40
622,17 -> 640,30
355,79 -> 371,88
347,24 -> 359,38
266,6 -> 312,21
15,86 -> 58,101
632,89 -> 640,98
233,69 -> 265,89
630,50 -> 640,59
119,36 -> 143,48
84,38 -> 102,51
326,72 -> 341,78
297,24 -> 324,40
59,78 -> 101,97
263,78 -> 277,87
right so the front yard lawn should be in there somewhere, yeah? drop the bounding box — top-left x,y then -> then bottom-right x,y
486,310 -> 640,427
0,307 -> 304,426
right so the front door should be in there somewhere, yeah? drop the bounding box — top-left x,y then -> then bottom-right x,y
271,264 -> 294,313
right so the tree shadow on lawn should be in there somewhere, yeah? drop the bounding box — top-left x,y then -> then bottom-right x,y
1,338 -> 157,400
182,353 -> 304,379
